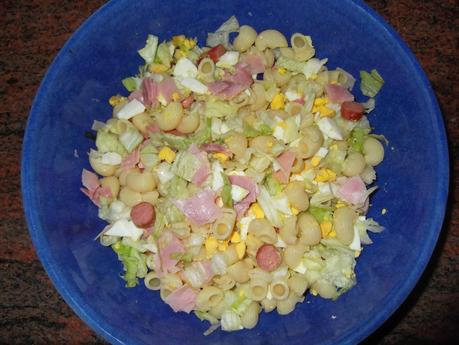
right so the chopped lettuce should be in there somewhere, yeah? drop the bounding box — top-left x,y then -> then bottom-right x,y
354,216 -> 384,245
309,206 -> 333,223
119,127 -> 143,153
155,42 -> 173,68
195,311 -> 219,325
221,173 -> 233,208
242,122 -> 273,138
112,242 -> 147,288
257,186 -> 283,227
206,16 -> 239,49
360,69 -> 384,97
156,200 -> 185,224
138,34 -> 159,64
347,127 -> 370,153
172,150 -> 201,182
95,130 -> 127,156
220,310 -> 243,331
140,144 -> 159,168
276,55 -> 306,73
264,172 -> 282,196
161,175 -> 189,199
205,99 -> 238,118
121,77 -> 140,92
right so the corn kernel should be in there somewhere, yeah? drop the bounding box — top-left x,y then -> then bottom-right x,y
213,152 -> 229,163
314,168 -> 337,182
250,203 -> 265,219
310,289 -> 318,296
270,93 -> 285,110
311,106 -> 319,113
328,230 -> 337,238
205,236 -> 218,258
235,241 -> 246,259
311,156 -> 322,167
218,240 -> 228,252
278,67 -> 287,75
109,95 -> 125,106
158,146 -> 176,163
291,207 -> 299,216
230,231 -> 241,244
319,105 -> 336,118
320,221 -> 333,237
149,63 -> 168,73
313,97 -> 328,107
172,92 -> 181,101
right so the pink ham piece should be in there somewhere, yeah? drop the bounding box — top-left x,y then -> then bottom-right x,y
142,77 -> 179,107
128,90 -> 144,103
207,64 -> 254,100
189,144 -> 211,186
273,150 -> 296,184
239,54 -> 265,74
80,169 -> 112,206
229,175 -> 260,218
157,230 -> 185,274
174,189 -> 221,226
164,285 -> 198,313
335,176 -> 367,205
146,124 -> 161,133
120,148 -> 140,171
200,143 -> 233,157
325,84 -> 354,103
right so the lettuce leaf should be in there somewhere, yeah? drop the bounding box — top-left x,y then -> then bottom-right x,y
347,127 -> 370,153
138,34 -> 159,64
205,99 -> 238,118
309,206 -> 333,223
221,173 -> 233,208
360,69 -> 384,97
119,127 -> 143,153
112,242 -> 147,288
96,130 -> 127,156
121,77 -> 139,92
264,172 -> 282,196
154,42 -> 173,68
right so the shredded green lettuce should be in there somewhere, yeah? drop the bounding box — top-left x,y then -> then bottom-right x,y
221,173 -> 233,208
95,130 -> 127,156
264,172 -> 282,196
162,175 -> 189,199
195,311 -> 219,325
309,206 -> 333,223
121,77 -> 139,92
112,242 -> 147,288
138,34 -> 159,64
242,122 -> 273,138
205,99 -> 238,118
360,69 -> 384,97
172,150 -> 202,182
347,127 -> 370,153
119,127 -> 143,153
206,16 -> 239,49
140,144 -> 159,168
154,42 -> 173,68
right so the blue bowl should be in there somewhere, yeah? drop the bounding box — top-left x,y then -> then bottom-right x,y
22,0 -> 448,344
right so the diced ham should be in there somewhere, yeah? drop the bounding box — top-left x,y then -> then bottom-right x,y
142,78 -> 159,107
189,144 -> 210,186
240,54 -> 265,74
157,230 -> 185,274
229,175 -> 260,218
164,285 -> 198,313
335,176 -> 367,205
325,84 -> 354,103
157,77 -> 178,104
142,77 -> 179,107
273,150 -> 296,184
181,95 -> 194,108
174,189 -> 221,226
81,169 -> 111,206
120,148 -> 140,171
81,169 -> 99,191
200,143 -> 233,157
146,123 -> 161,133
128,90 -> 144,103
207,64 -> 254,100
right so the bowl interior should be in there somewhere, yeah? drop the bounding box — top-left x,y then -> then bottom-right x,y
22,0 -> 448,344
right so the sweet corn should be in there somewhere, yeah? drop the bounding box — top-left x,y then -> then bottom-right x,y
291,207 -> 299,216
313,97 -> 328,107
319,105 -> 336,118
109,95 -> 125,106
205,236 -> 218,258
311,156 -> 322,167
278,67 -> 287,75
320,221 -> 333,237
158,146 -> 176,163
149,63 -> 168,73
230,231 -> 241,244
235,241 -> 246,259
314,168 -> 337,182
213,153 -> 229,163
270,93 -> 285,110
218,240 -> 229,252
250,203 -> 265,219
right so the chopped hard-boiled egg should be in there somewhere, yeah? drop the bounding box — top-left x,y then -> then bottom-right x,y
285,90 -> 302,101
205,236 -> 219,258
230,231 -> 241,243
235,241 -> 246,259
213,152 -> 229,163
173,57 -> 198,78
349,224 -> 362,251
101,152 -> 122,165
320,221 -> 333,237
270,93 -> 286,110
149,63 -> 168,73
216,51 -> 240,68
179,77 -> 208,94
231,185 -> 250,202
158,146 -> 176,163
239,214 -> 255,240
218,240 -> 229,251
249,203 -> 265,219
319,105 -> 336,118
115,99 -> 145,120
314,168 -> 337,182
317,117 -> 343,140
105,219 -> 143,241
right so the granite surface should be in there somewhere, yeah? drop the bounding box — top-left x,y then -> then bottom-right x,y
0,0 -> 457,344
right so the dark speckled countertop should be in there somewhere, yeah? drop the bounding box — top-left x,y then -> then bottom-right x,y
1,0 -> 457,344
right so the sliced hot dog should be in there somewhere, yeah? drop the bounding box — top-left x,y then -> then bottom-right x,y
130,202 -> 156,228
341,101 -> 364,121
256,244 -> 282,272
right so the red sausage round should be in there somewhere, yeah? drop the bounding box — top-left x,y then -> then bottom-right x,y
341,101 -> 364,121
130,202 -> 156,228
256,244 -> 282,272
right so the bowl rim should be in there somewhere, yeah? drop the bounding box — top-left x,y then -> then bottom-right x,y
21,0 -> 449,344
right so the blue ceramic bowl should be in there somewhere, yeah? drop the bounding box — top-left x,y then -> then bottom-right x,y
22,0 -> 448,344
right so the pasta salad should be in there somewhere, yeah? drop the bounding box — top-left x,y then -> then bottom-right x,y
81,16 -> 386,334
